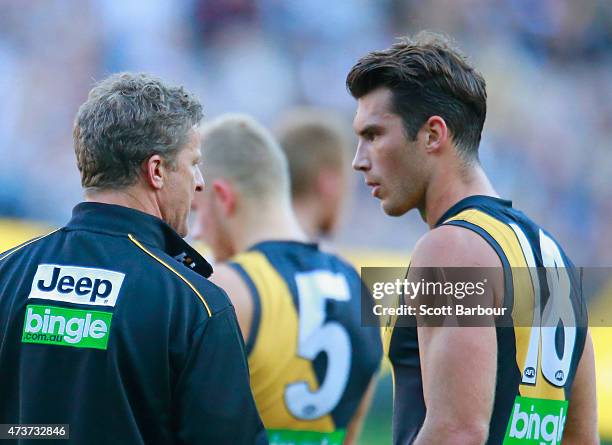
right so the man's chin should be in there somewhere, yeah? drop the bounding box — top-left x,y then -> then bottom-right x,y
382,200 -> 411,217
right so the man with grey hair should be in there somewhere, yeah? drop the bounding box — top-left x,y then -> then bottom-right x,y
192,114 -> 381,445
0,73 -> 266,444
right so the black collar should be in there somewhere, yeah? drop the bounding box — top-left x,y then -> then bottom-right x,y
66,202 -> 213,278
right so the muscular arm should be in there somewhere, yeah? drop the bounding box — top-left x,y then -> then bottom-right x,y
411,225 -> 504,445
209,264 -> 254,344
414,325 -> 496,445
563,329 -> 599,444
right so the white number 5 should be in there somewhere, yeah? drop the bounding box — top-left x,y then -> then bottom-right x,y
285,270 -> 352,419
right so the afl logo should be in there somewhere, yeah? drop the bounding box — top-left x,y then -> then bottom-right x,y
523,367 -> 535,378
555,370 -> 564,382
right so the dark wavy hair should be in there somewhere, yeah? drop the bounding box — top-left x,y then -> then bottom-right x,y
346,32 -> 487,159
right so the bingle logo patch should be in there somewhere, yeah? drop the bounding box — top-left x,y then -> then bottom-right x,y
22,304 -> 112,350
28,264 -> 125,307
504,396 -> 568,444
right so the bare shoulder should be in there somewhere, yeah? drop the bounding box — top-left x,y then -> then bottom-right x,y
411,224 -> 502,268
209,264 -> 252,310
209,263 -> 254,338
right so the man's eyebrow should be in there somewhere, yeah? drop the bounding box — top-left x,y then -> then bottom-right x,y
357,123 -> 383,136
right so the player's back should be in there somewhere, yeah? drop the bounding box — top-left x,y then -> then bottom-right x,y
388,195 -> 588,444
230,241 -> 382,444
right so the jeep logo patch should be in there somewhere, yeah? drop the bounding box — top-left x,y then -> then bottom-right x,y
28,264 -> 125,307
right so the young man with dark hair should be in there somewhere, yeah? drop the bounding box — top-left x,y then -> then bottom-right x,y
347,33 -> 597,444
0,73 -> 266,444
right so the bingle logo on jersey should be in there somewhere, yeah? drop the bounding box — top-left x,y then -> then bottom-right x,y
503,396 -> 568,445
28,264 -> 125,307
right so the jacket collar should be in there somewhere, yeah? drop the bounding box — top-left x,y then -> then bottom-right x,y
66,202 -> 213,278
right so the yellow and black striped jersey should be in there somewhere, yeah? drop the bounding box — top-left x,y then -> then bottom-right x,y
387,195 -> 588,445
230,241 -> 382,445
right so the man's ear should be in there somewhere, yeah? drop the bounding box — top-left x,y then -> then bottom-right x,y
423,115 -> 449,153
144,154 -> 166,190
212,179 -> 237,216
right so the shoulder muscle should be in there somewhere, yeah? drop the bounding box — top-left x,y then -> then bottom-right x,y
209,263 -> 254,341
412,224 -> 502,268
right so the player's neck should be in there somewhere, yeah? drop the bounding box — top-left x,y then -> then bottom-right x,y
237,202 -> 309,251
423,161 -> 498,229
292,197 -> 322,241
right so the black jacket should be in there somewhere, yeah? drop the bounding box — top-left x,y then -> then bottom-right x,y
0,202 -> 267,444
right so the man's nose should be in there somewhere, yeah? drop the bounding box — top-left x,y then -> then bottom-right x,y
352,142 -> 371,172
195,167 -> 204,192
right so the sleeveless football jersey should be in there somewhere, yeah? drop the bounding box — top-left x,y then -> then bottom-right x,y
387,195 -> 588,444
230,241 -> 382,445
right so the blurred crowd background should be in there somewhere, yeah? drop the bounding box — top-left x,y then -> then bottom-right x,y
1,1 -> 611,442
1,0 -> 611,265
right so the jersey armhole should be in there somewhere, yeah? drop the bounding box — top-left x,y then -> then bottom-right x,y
441,220 -> 515,314
228,261 -> 262,356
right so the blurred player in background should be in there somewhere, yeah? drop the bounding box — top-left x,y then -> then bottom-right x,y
193,114 -> 382,445
347,33 -> 598,444
274,108 -> 353,240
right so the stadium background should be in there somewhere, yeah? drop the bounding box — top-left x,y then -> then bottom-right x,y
1,0 -> 610,442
